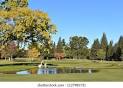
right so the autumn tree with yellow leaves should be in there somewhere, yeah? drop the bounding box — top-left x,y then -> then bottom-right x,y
27,47 -> 40,61
0,0 -> 56,60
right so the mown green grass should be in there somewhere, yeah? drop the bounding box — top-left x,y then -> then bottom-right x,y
0,68 -> 123,81
0,59 -> 123,81
45,59 -> 123,68
0,60 -> 40,65
0,65 -> 37,72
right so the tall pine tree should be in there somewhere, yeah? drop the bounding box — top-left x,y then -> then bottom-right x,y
91,38 -> 100,59
118,36 -> 123,52
56,37 -> 63,53
101,33 -> 108,51
107,40 -> 113,57
92,39 -> 100,49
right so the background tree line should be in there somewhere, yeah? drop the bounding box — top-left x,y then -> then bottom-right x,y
0,32 -> 123,61
90,33 -> 123,61
47,33 -> 123,61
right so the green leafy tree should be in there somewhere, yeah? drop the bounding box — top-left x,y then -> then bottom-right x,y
69,36 -> 89,59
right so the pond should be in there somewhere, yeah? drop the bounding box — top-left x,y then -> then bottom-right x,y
16,67 -> 98,75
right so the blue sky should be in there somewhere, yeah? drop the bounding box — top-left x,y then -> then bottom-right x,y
29,0 -> 123,47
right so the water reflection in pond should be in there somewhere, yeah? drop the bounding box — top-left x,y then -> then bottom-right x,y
16,71 -> 30,74
16,67 -> 98,75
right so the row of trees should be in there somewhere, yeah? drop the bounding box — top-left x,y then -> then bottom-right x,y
47,36 -> 89,59
1,32 -> 122,61
47,33 -> 123,61
91,33 -> 123,61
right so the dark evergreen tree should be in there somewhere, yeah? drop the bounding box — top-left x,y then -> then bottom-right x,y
62,39 -> 66,47
111,36 -> 123,61
92,39 -> 100,49
113,43 -> 118,53
107,41 -> 113,57
115,47 -> 122,61
56,37 -> 63,53
101,33 -> 108,51
118,36 -> 123,56
48,42 -> 56,58
91,38 -> 100,59
118,36 -> 123,49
